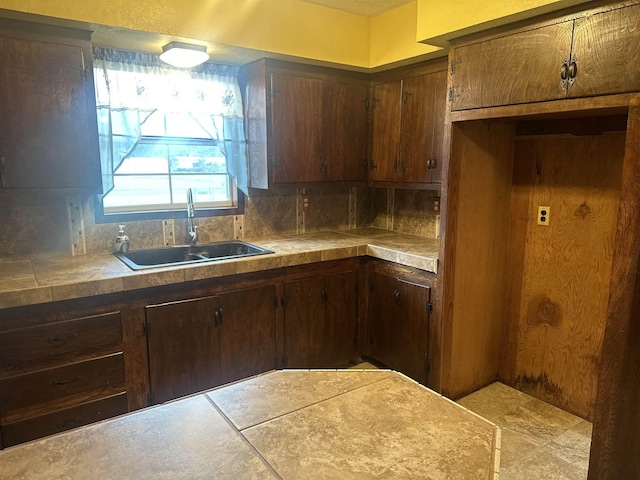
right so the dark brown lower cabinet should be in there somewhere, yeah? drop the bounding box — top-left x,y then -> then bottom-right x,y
145,284 -> 277,405
367,267 -> 431,384
0,310 -> 127,448
283,262 -> 359,368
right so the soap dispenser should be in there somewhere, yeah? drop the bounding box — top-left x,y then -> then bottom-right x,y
115,225 -> 130,253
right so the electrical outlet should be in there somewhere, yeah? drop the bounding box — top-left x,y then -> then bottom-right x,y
537,206 -> 550,225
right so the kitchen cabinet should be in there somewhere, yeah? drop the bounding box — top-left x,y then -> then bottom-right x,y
0,311 -> 127,447
145,284 -> 277,404
449,2 -> 640,111
370,63 -> 447,186
283,260 -> 359,368
239,58 -> 368,187
0,18 -> 100,190
366,266 -> 431,384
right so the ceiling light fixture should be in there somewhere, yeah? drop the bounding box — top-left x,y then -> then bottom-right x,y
159,41 -> 209,68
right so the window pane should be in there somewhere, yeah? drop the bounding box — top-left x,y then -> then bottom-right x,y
171,174 -> 230,203
104,175 -> 171,208
140,111 -> 167,136
165,113 -> 211,138
116,145 -> 169,174
169,144 -> 226,173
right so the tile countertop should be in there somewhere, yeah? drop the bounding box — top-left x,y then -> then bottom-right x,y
0,369 -> 500,480
0,228 -> 439,309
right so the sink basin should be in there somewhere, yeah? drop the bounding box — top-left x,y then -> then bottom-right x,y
114,241 -> 274,270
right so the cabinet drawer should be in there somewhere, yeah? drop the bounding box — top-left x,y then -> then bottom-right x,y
0,311 -> 122,376
1,392 -> 128,447
0,353 -> 125,420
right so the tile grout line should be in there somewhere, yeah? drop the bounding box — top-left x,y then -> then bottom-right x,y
203,394 -> 284,480
235,370 -> 395,433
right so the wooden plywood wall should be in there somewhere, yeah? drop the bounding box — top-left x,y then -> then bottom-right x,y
499,133 -> 625,420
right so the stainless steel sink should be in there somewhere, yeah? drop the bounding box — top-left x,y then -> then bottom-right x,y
114,241 -> 274,270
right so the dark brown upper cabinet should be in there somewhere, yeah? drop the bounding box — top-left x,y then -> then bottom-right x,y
449,2 -> 640,111
239,58 -> 368,187
370,61 -> 447,187
0,18 -> 101,191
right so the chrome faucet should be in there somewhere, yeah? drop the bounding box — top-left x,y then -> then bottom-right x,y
186,187 -> 198,244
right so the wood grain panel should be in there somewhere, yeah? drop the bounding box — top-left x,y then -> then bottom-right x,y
590,95 -> 640,479
370,81 -> 402,182
450,21 -> 573,110
270,73 -> 323,183
0,30 -> 99,189
217,284 -> 277,385
1,393 -> 128,448
445,120 -> 516,398
400,74 -> 434,183
0,353 -> 125,422
323,80 -> 368,181
145,296 -> 220,404
506,134 -> 624,420
430,70 -> 447,183
283,276 -> 324,368
0,312 -> 122,377
324,271 -> 358,367
571,3 -> 640,99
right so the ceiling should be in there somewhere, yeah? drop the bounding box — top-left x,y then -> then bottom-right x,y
300,0 -> 413,17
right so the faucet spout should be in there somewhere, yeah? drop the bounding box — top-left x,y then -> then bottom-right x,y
186,188 -> 198,244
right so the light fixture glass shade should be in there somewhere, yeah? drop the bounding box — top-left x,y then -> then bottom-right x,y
159,41 -> 209,68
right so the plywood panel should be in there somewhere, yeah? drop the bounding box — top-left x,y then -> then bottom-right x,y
444,120 -> 516,397
502,134 -> 624,420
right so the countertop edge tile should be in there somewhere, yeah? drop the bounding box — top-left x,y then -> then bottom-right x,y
0,230 -> 439,309
0,286 -> 53,309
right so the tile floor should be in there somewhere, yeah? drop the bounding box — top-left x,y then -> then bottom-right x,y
457,382 -> 592,480
351,364 -> 592,479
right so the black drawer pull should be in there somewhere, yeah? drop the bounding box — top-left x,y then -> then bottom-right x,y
47,333 -> 78,346
51,376 -> 81,388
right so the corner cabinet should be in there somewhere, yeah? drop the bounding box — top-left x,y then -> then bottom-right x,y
369,60 -> 447,187
239,59 -> 368,187
449,2 -> 640,111
0,18 -> 101,190
282,259 -> 360,368
145,284 -> 278,405
365,261 -> 433,384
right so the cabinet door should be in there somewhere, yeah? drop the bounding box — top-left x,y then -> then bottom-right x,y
367,271 -> 430,384
395,279 -> 430,384
570,4 -> 640,99
216,285 -> 277,385
429,70 -> 447,183
270,73 -> 324,183
400,74 -> 435,184
145,297 -> 220,404
370,81 -> 402,182
0,33 -> 99,189
450,21 -> 573,110
284,276 -> 325,368
367,271 -> 400,368
323,80 -> 368,181
323,271 -> 358,367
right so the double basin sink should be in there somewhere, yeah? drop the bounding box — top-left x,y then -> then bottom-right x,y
114,241 -> 274,270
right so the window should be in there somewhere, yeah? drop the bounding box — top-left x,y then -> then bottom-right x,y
92,48 -> 247,223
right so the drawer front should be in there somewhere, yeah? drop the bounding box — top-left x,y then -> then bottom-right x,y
1,392 -> 128,447
0,311 -> 122,376
0,353 -> 125,419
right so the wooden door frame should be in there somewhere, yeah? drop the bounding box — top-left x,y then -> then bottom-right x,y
589,94 -> 640,479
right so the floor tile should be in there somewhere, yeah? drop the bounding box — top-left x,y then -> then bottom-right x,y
457,382 -> 591,480
244,375 -> 496,480
207,369 -> 392,430
457,382 -> 532,422
0,395 -> 278,480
